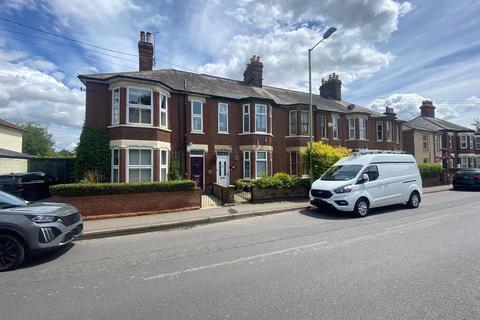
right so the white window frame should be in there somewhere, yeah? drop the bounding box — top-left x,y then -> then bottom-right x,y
160,92 -> 168,129
243,151 -> 251,179
126,148 -> 153,183
435,134 -> 442,150
255,151 -> 268,178
376,121 -> 383,142
359,117 -> 366,140
448,133 -> 453,149
289,110 -> 297,136
460,156 -> 468,169
300,111 -> 309,136
255,104 -> 267,133
127,87 -> 153,125
386,121 -> 392,142
289,151 -> 298,176
111,148 -> 119,183
469,135 -> 474,149
348,118 -> 355,140
332,116 -> 339,140
218,102 -> 229,134
160,149 -> 168,181
243,104 -> 250,133
460,135 -> 468,149
475,136 -> 480,150
422,134 -> 429,150
112,88 -> 120,125
320,116 -> 327,139
191,100 -> 203,133
396,124 -> 400,143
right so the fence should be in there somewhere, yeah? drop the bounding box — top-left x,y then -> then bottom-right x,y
28,158 -> 75,183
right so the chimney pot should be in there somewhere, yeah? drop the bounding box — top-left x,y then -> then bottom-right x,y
146,32 -> 152,43
140,31 -> 145,42
420,100 -> 436,118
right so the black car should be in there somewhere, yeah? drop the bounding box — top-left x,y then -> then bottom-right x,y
452,169 -> 480,190
0,172 -> 55,201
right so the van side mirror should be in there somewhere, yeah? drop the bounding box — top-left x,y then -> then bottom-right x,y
358,173 -> 369,184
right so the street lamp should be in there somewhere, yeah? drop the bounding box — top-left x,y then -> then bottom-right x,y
308,27 -> 336,185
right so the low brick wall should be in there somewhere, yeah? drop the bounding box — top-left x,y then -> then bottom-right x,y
251,186 -> 309,203
213,183 -> 235,205
52,188 -> 202,220
422,177 -> 441,188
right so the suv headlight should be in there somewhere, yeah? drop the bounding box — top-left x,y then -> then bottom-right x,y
334,185 -> 353,194
27,215 -> 63,224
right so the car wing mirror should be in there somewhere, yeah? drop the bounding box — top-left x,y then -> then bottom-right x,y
358,173 -> 369,184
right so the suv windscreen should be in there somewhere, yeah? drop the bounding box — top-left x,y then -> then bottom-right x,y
321,165 -> 363,181
0,192 -> 27,209
0,176 -> 14,184
457,170 -> 480,177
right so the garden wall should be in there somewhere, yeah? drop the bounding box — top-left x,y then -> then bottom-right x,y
251,186 -> 309,203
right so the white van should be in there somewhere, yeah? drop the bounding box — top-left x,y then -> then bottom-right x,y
310,152 -> 422,217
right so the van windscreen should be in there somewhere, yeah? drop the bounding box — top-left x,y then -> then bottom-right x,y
321,165 -> 363,181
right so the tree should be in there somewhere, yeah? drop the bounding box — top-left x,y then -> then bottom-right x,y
20,122 -> 55,157
301,141 -> 351,180
54,149 -> 75,158
472,119 -> 480,132
75,124 -> 110,182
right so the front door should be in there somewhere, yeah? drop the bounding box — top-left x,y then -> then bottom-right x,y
190,155 -> 204,189
216,152 -> 230,185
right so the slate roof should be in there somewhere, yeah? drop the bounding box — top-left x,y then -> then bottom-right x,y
0,148 -> 33,159
79,69 -> 386,117
404,116 -> 473,132
0,118 -> 24,132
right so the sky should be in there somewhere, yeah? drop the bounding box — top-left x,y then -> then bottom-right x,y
0,0 -> 479,150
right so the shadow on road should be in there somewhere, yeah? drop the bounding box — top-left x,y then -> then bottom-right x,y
301,203 -> 409,220
20,243 -> 75,269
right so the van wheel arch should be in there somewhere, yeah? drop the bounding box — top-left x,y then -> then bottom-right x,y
354,197 -> 370,218
407,191 -> 421,208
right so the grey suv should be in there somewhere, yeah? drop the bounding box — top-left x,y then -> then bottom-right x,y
0,191 -> 83,271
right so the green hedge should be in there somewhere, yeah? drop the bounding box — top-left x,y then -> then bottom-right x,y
418,163 -> 443,178
50,180 -> 196,197
253,172 -> 310,189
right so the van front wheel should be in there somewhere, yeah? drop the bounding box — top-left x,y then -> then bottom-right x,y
407,191 -> 421,209
354,198 -> 370,218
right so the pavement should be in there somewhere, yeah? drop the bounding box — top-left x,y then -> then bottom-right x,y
81,184 -> 453,239
2,188 -> 479,320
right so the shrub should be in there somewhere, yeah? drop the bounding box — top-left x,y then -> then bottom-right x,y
253,172 -> 310,189
75,124 -> 110,182
301,142 -> 351,180
234,179 -> 254,191
81,170 -> 104,184
418,163 -> 443,178
50,180 -> 196,197
168,160 -> 183,181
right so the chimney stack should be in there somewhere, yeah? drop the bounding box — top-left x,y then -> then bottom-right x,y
384,106 -> 396,118
420,100 -> 435,118
243,55 -> 263,87
319,73 -> 342,100
138,31 -> 153,71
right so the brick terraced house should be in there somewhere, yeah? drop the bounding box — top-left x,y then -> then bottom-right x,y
78,31 -> 403,188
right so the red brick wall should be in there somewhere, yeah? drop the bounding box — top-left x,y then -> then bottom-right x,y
52,189 -> 202,220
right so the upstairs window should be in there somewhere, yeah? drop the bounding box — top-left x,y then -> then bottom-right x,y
359,117 -> 366,140
301,111 -> 309,135
218,103 -> 228,133
243,104 -> 250,133
396,124 -> 401,143
386,121 -> 392,142
435,135 -> 442,150
422,134 -> 429,150
112,88 -> 120,125
191,100 -> 203,132
348,118 -> 355,139
460,135 -> 468,149
448,134 -> 453,149
376,121 -> 383,141
255,104 -> 267,133
160,93 -> 168,128
332,116 -> 339,139
128,88 -> 152,124
476,136 -> 480,150
289,110 -> 297,136
320,116 -> 327,138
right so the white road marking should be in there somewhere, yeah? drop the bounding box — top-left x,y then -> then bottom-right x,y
143,241 -> 329,280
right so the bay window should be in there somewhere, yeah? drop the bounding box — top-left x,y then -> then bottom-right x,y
111,148 -> 119,183
359,117 -> 366,140
127,148 -> 152,182
332,116 -> 339,139
112,88 -> 120,125
127,88 -> 152,124
191,100 -> 203,132
290,152 -> 298,176
301,111 -> 309,135
255,151 -> 268,178
243,104 -> 250,133
160,93 -> 168,128
160,149 -> 168,181
289,110 -> 297,136
255,104 -> 267,133
386,121 -> 392,142
376,121 -> 383,141
218,103 -> 228,133
460,135 -> 467,149
320,116 -> 327,138
348,118 -> 355,139
243,151 -> 251,179
476,136 -> 480,150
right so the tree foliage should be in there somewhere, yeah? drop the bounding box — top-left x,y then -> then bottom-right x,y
75,124 -> 110,182
20,122 -> 55,157
301,142 -> 351,180
168,160 -> 183,181
472,119 -> 480,132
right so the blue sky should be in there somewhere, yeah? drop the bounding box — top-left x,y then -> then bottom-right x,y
0,0 -> 479,150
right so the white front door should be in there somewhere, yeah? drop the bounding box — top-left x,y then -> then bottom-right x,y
216,152 -> 230,185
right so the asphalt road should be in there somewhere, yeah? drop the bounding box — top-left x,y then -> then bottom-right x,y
1,190 -> 480,320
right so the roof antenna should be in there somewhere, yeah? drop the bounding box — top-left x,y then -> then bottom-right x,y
152,31 -> 159,69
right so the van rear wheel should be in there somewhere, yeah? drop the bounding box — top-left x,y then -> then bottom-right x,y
407,191 -> 420,209
354,198 -> 369,218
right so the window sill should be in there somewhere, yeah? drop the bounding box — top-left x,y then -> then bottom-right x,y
108,124 -> 172,132
239,132 -> 273,137
285,135 -> 309,138
218,132 -> 229,135
191,131 -> 205,134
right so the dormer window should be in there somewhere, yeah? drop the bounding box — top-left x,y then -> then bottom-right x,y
127,88 -> 152,125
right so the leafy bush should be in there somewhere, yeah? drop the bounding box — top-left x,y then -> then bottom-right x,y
253,172 -> 310,189
418,163 -> 443,178
50,180 -> 196,197
234,179 -> 254,191
168,160 -> 183,181
301,142 -> 351,180
75,124 -> 110,182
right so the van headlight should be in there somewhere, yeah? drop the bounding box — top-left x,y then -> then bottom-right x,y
334,185 -> 353,194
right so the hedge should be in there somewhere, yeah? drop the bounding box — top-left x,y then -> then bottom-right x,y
50,180 -> 196,197
417,163 -> 443,178
253,172 -> 310,189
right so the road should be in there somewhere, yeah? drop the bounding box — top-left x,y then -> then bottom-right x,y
1,190 -> 480,320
